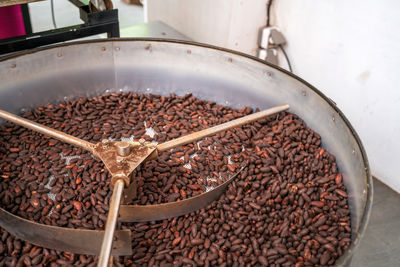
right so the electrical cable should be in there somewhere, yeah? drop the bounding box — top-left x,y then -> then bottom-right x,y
266,0 -> 273,27
51,0 -> 57,29
266,0 -> 293,73
278,44 -> 293,73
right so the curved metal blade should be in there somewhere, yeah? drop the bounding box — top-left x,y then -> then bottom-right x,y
119,167 -> 245,222
0,208 -> 132,256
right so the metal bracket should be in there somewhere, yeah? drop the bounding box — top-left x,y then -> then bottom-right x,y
93,140 -> 156,187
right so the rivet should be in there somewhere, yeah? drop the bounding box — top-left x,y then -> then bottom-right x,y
352,149 -> 355,154
11,63 -> 16,68
101,139 -> 110,148
101,46 -> 106,51
57,52 -> 62,57
332,116 -> 335,122
265,71 -> 272,77
228,58 -> 233,63
302,90 -> 306,96
115,47 -> 120,51
187,50 -> 191,54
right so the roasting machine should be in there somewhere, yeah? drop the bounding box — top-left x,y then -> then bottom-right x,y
0,39 -> 373,266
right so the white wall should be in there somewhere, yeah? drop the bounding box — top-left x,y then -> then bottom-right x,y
272,0 -> 400,192
146,0 -> 400,192
146,0 -> 267,55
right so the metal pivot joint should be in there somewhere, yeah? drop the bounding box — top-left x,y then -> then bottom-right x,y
93,139 -> 157,187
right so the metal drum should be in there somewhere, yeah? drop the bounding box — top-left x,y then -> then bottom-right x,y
0,39 -> 372,266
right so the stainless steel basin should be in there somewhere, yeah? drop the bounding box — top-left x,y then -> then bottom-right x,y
0,39 -> 372,266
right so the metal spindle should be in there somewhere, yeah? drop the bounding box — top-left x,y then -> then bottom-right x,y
97,179 -> 125,267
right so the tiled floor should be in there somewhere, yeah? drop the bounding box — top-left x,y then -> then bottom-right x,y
27,2 -> 400,266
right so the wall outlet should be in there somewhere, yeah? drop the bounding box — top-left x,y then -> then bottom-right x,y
258,26 -> 286,49
257,48 -> 278,65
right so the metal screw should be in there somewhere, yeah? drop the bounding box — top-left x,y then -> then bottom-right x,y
116,157 -> 127,167
101,139 -> 110,148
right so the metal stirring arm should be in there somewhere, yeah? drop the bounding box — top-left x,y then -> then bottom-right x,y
0,109 -> 96,154
156,104 -> 290,152
0,103 -> 290,267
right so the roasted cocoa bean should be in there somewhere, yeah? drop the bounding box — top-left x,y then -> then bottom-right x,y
0,92 -> 351,266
